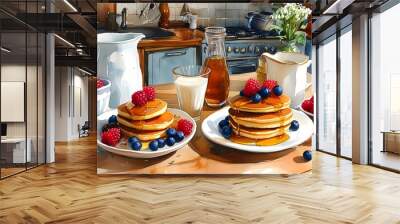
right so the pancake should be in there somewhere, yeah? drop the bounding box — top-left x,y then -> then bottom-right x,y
229,108 -> 293,129
119,123 -> 166,141
229,95 -> 291,113
117,112 -> 174,131
230,133 -> 290,146
229,118 -> 290,140
118,99 -> 167,120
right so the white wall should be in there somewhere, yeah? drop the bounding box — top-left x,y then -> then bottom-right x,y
54,67 -> 89,141
117,3 -> 273,27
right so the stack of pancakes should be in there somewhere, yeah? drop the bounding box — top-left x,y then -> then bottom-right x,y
228,94 -> 293,145
117,99 -> 175,141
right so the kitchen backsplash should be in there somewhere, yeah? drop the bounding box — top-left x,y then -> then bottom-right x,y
116,3 -> 275,27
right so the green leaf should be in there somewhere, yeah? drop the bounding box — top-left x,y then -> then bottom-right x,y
294,31 -> 306,45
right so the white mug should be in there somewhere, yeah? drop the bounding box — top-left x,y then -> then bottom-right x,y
262,52 -> 312,108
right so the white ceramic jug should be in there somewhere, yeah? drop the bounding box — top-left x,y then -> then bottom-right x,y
262,52 -> 311,108
97,33 -> 145,109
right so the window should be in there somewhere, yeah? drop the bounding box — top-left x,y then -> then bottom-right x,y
317,35 -> 337,155
370,3 -> 400,171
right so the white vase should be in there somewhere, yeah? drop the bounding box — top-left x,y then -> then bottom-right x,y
97,33 -> 145,109
262,52 -> 311,108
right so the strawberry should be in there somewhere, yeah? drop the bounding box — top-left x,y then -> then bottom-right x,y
101,127 -> 121,146
131,90 -> 148,106
97,80 -> 104,89
262,80 -> 277,92
177,119 -> 193,136
243,79 -> 261,97
143,86 -> 156,101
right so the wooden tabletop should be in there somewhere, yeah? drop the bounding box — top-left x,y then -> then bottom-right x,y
97,73 -> 313,175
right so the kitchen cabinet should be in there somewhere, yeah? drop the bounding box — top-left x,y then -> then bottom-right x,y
147,47 -> 198,85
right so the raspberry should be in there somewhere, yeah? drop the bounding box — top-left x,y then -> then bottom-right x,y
102,123 -> 119,133
97,80 -> 104,89
243,79 -> 261,97
177,119 -> 193,136
101,127 -> 121,146
262,80 -> 277,92
131,90 -> 148,106
143,86 -> 156,101
302,100 -> 314,114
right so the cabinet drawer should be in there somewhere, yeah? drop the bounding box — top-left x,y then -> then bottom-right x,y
148,47 -> 197,85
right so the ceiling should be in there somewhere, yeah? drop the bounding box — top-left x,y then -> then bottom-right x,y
0,0 -> 97,74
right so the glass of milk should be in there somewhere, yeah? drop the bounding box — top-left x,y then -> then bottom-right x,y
172,65 -> 210,120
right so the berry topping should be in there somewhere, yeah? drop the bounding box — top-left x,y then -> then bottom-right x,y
289,120 -> 300,131
175,131 -> 185,142
251,93 -> 262,103
102,123 -> 119,133
273,85 -> 283,96
221,126 -> 232,139
303,150 -> 312,161
302,99 -> 314,114
149,140 -> 159,151
243,79 -> 261,97
131,90 -> 148,106
177,119 -> 193,136
224,116 -> 229,122
131,141 -> 142,151
258,87 -> 270,98
128,136 -> 140,144
157,138 -> 165,148
101,127 -> 121,146
218,119 -> 229,131
166,128 -> 177,137
166,137 -> 176,146
262,80 -> 277,92
108,115 -> 117,124
143,86 -> 156,101
97,80 -> 105,89
240,90 -> 245,96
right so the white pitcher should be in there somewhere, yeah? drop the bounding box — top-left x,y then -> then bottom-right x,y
97,33 -> 145,109
262,52 -> 311,108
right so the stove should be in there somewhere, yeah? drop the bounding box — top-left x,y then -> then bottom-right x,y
201,26 -> 282,74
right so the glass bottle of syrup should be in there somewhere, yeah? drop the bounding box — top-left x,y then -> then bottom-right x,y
203,27 -> 230,107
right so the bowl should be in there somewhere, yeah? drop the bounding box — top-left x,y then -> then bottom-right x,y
97,79 -> 111,115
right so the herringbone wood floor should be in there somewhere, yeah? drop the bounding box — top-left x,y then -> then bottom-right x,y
1,136 -> 400,224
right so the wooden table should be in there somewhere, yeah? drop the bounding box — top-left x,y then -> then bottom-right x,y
97,73 -> 313,175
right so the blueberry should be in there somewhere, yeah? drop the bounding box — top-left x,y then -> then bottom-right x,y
128,137 -> 140,144
175,131 -> 185,142
225,115 -> 229,123
157,138 -> 165,148
273,85 -> 283,96
166,137 -> 176,146
251,93 -> 262,103
149,140 -> 159,151
258,87 -> 269,98
166,128 -> 177,137
240,90 -> 245,96
290,120 -> 300,131
131,141 -> 142,151
108,115 -> 118,124
303,150 -> 312,161
218,119 -> 229,131
221,126 -> 232,139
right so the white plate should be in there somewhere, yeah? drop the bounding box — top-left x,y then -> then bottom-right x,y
201,107 -> 313,153
299,105 -> 314,117
97,108 -> 196,158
